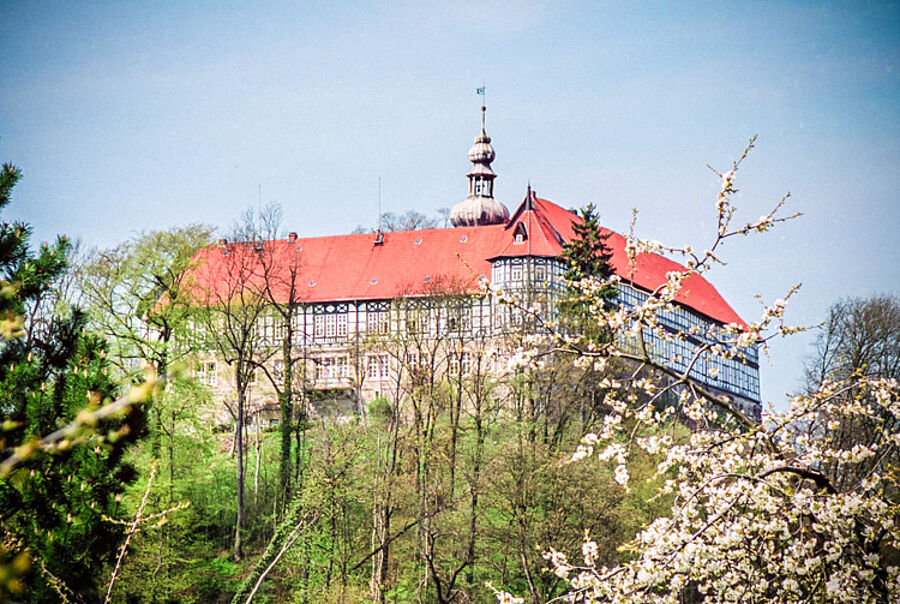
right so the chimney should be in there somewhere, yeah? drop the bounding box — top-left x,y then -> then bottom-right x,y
288,232 -> 298,243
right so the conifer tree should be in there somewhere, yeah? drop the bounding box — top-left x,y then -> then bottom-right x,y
559,203 -> 617,347
0,161 -> 145,600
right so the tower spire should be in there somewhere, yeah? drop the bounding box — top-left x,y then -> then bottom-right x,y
449,101 -> 510,227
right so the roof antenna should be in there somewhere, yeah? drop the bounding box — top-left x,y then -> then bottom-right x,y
374,177 -> 384,245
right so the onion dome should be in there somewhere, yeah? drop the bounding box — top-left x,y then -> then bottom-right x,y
450,106 -> 509,227
450,195 -> 509,227
468,127 -> 495,164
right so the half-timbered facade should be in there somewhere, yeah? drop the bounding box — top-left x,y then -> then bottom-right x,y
187,109 -> 762,424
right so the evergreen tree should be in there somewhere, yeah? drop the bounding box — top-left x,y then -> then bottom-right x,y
0,161 -> 145,601
559,203 -> 617,347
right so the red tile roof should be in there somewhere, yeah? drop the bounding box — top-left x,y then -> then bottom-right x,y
188,191 -> 747,327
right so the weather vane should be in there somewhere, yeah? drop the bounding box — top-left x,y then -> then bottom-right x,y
476,82 -> 486,125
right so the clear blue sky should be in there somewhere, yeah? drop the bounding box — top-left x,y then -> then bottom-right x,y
2,1 -> 898,409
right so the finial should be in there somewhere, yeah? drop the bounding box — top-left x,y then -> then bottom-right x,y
476,84 -> 486,131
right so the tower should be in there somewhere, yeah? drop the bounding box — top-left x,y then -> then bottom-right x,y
449,106 -> 510,227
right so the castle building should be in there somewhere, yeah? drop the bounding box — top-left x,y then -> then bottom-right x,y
190,107 -> 762,422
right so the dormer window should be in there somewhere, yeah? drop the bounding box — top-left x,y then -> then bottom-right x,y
513,221 -> 528,244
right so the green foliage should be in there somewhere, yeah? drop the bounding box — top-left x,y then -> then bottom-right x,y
366,396 -> 393,423
0,166 -> 675,603
190,556 -> 242,601
79,224 -> 213,383
0,160 -> 146,600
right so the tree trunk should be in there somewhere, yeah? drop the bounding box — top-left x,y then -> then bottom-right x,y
234,367 -> 245,561
294,351 -> 309,487
449,361 -> 463,493
151,404 -> 162,459
371,398 -> 401,603
280,330 -> 293,516
254,420 -> 261,496
465,398 -> 484,590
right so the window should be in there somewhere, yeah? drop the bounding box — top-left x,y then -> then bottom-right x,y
318,357 -> 334,380
367,310 -> 389,335
291,312 -> 304,337
449,352 -> 471,376
447,305 -> 471,334
274,360 -> 285,382
256,315 -> 283,345
315,315 -> 324,338
314,313 -> 348,339
317,356 -> 349,381
196,361 -> 217,386
367,354 -> 390,379
406,311 -> 420,334
513,222 -> 527,243
317,358 -> 330,380
405,306 -> 432,335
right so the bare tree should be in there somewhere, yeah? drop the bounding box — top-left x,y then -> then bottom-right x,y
239,202 -> 309,514
801,293 -> 900,492
804,293 -> 900,390
382,210 -> 439,231
352,210 -> 442,234
191,214 -> 277,561
436,207 -> 451,229
362,280 -> 498,603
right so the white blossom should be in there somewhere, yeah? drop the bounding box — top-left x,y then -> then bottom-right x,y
497,148 -> 898,604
